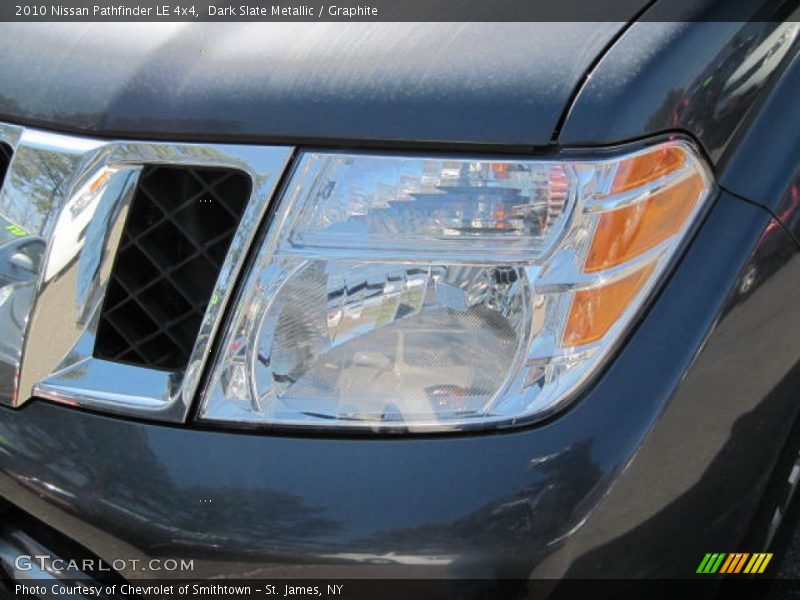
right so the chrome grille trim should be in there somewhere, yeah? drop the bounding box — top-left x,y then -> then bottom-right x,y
0,123 -> 293,422
0,122 -> 23,151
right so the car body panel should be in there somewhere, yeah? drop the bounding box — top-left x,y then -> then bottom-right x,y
0,22 -> 635,148
559,16 -> 800,165
717,50 -> 800,240
1,193 -> 797,579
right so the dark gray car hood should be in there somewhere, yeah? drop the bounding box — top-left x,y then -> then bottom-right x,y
0,22 -> 636,146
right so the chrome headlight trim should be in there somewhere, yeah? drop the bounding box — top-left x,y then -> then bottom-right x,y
0,124 -> 293,421
197,139 -> 714,432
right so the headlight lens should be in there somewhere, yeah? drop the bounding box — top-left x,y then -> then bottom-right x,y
200,140 -> 712,432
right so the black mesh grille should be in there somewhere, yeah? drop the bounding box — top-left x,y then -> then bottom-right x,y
0,143 -> 11,187
94,166 -> 251,371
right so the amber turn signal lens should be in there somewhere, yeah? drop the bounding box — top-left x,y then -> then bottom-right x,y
585,173 -> 704,273
611,146 -> 686,193
562,263 -> 655,347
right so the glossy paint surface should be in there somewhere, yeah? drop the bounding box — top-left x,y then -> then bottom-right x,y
1,193 -> 798,578
0,22 -> 629,147
559,17 -> 800,164
717,51 -> 800,239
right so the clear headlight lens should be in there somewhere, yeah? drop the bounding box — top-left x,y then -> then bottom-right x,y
200,140 -> 712,432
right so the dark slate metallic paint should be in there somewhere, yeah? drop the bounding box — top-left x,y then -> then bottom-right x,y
717,51 -> 800,240
559,15 -> 800,164
1,193 -> 799,579
0,22 -> 629,147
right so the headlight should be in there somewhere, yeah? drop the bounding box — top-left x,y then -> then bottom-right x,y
199,139 -> 712,432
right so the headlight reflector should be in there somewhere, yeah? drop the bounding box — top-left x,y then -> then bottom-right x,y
279,154 -> 572,261
200,140 -> 712,432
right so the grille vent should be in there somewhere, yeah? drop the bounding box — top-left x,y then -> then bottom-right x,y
0,143 -> 11,188
94,166 -> 251,371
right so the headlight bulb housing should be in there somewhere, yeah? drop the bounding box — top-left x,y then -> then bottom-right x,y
199,139 -> 712,432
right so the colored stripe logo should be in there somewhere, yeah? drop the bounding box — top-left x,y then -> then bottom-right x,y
697,553 -> 773,574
